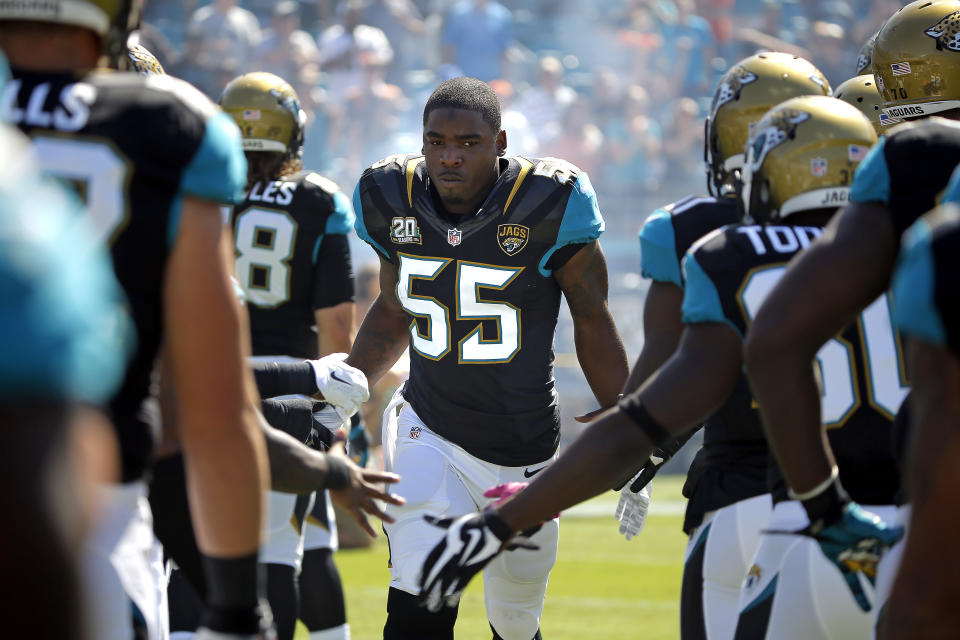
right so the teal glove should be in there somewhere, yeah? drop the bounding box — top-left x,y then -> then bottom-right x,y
347,417 -> 369,468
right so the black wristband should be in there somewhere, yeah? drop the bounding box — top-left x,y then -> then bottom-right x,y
482,506 -> 514,543
324,455 -> 352,490
200,552 -> 261,634
617,395 -> 671,446
800,477 -> 850,533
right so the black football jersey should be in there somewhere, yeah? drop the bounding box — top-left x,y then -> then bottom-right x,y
639,195 -> 765,531
230,170 -> 355,358
683,222 -> 907,505
354,154 -> 604,466
9,69 -> 247,481
850,118 -> 960,239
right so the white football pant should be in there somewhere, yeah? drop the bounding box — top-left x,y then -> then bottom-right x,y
381,389 -> 558,640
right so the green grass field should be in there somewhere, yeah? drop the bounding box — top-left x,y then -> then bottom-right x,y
296,476 -> 689,640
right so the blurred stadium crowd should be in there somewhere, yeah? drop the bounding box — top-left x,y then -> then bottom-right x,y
140,0 -> 903,430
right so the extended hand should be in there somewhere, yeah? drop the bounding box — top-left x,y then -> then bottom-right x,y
417,508 -> 536,612
307,353 -> 370,417
328,455 -> 405,538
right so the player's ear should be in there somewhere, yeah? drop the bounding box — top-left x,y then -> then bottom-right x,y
496,130 -> 507,157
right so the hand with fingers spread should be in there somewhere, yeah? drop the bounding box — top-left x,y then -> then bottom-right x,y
307,353 -> 370,418
324,454 -> 405,538
417,508 -> 537,612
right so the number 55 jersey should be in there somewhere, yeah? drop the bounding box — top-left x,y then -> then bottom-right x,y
7,69 -> 247,482
682,222 -> 906,505
354,154 -> 603,466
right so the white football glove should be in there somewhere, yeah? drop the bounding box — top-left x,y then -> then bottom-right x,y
615,475 -> 651,541
307,353 -> 369,418
417,509 -> 537,612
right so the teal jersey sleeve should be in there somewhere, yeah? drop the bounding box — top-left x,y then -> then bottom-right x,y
681,253 -> 743,339
325,189 -> 356,235
352,181 -> 389,259
892,219 -> 947,346
0,172 -> 133,403
639,209 -> 682,286
849,137 -> 891,204
539,171 -> 605,276
940,163 -> 960,204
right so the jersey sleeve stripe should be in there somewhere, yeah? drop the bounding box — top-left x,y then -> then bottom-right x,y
893,218 -> 948,346
940,164 -> 960,205
639,209 -> 683,286
681,253 -> 743,338
849,137 -> 891,204
537,171 -> 604,276
352,182 -> 389,259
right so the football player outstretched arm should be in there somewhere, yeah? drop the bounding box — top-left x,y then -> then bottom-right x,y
418,323 -> 741,606
554,241 -> 629,407
743,203 -> 896,494
346,256 -> 411,386
881,339 -> 960,638
317,301 -> 354,357
622,281 -> 685,394
260,418 -> 404,536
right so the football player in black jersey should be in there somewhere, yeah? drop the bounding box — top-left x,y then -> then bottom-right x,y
884,202 -> 960,637
415,96 -> 902,640
222,71 -> 359,640
623,52 -> 831,640
0,1 -> 271,638
349,76 -> 629,640
742,0 -> 960,625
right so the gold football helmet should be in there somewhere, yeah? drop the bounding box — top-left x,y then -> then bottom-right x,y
706,52 -> 832,197
0,0 -> 141,67
833,75 -> 896,135
741,95 -> 878,223
856,31 -> 878,76
127,44 -> 165,76
872,0 -> 960,120
219,72 -> 306,158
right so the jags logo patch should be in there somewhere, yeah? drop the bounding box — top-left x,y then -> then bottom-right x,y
926,10 -> 960,52
497,224 -> 530,256
712,66 -> 758,112
748,108 -> 811,170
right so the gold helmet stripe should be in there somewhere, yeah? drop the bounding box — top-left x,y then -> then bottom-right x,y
0,0 -> 110,34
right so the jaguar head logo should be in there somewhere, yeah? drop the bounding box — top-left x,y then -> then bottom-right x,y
712,66 -> 758,112
926,10 -> 960,52
748,108 -> 812,170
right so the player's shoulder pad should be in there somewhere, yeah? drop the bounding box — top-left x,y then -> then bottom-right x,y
681,226 -> 744,338
133,75 -> 246,204
298,171 -> 355,235
535,158 -> 604,276
359,152 -> 424,187
639,207 -> 681,286
893,212 -> 950,346
849,136 -> 890,205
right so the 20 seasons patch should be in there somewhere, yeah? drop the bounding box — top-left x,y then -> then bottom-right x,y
498,223 -> 529,256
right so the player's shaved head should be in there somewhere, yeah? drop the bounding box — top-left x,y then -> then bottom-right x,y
423,77 -> 501,133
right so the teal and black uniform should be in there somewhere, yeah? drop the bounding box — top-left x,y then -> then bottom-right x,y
354,154 -> 603,465
682,222 -> 902,506
639,195 -> 764,535
230,170 -> 355,359
893,205 -> 960,355
9,69 -> 247,483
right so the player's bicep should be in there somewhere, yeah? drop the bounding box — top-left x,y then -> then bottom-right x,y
376,255 -> 404,314
623,281 -> 685,393
748,202 -> 896,359
554,240 -> 610,319
165,196 -> 250,424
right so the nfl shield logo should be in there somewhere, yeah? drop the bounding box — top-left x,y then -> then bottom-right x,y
810,157 -> 828,177
447,228 -> 462,246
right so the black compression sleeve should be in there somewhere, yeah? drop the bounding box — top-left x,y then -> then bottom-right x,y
251,361 -> 318,398
261,398 -> 315,444
312,234 -> 355,310
545,242 -> 587,271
